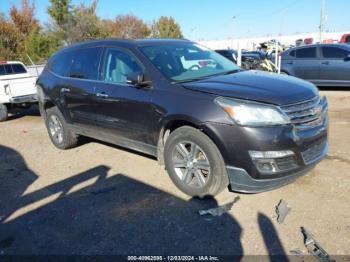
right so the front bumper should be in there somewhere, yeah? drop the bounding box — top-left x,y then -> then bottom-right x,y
227,141 -> 327,193
9,94 -> 38,104
201,113 -> 329,193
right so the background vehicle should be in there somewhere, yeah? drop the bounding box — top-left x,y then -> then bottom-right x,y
340,33 -> 350,44
281,44 -> 350,86
215,50 -> 276,72
304,38 -> 314,45
241,51 -> 277,72
295,39 -> 304,46
0,61 -> 38,121
215,49 -> 237,63
37,39 -> 328,198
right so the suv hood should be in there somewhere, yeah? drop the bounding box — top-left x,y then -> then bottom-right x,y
182,70 -> 318,105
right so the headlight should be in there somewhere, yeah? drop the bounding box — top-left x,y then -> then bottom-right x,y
215,97 -> 290,126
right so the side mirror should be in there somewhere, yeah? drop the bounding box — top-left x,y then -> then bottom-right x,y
126,72 -> 152,88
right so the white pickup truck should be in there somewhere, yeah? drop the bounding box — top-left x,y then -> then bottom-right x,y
0,61 -> 38,121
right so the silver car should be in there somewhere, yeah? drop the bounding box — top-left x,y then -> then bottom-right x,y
281,44 -> 350,86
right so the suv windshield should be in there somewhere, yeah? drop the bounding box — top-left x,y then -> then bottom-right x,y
141,43 -> 239,82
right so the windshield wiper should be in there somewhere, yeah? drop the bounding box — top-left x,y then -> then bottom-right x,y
172,75 -> 213,84
222,69 -> 241,75
172,69 -> 241,84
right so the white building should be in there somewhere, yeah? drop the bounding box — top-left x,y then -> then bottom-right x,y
199,31 -> 349,51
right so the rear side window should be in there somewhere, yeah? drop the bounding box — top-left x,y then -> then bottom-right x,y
0,65 -> 6,75
0,63 -> 27,75
68,47 -> 102,80
322,47 -> 349,59
49,52 -> 73,77
296,47 -> 317,58
11,64 -> 27,73
346,36 -> 350,43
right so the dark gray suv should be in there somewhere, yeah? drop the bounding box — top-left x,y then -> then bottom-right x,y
37,39 -> 329,197
281,44 -> 350,86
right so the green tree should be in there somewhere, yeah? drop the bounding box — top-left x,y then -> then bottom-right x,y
151,16 -> 183,38
47,0 -> 71,27
64,0 -> 102,43
25,32 -> 61,63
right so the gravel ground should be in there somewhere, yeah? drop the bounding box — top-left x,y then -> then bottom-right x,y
0,90 -> 349,257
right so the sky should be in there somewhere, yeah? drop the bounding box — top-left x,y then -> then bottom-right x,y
1,0 -> 349,40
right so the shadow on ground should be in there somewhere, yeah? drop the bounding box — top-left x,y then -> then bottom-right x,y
318,86 -> 350,91
0,145 -> 286,257
7,104 -> 41,121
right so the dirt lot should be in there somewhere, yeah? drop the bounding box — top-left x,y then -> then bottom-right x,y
0,90 -> 349,256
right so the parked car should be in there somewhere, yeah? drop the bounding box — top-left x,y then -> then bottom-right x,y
215,49 -> 237,63
215,50 -> 276,72
37,39 -> 328,197
340,33 -> 350,44
304,38 -> 314,45
295,39 -> 303,46
0,61 -> 38,121
281,44 -> 350,86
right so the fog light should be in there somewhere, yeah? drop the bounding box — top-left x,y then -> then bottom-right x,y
249,150 -> 296,175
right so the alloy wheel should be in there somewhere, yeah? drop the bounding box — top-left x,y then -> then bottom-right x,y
48,115 -> 64,144
171,141 -> 211,189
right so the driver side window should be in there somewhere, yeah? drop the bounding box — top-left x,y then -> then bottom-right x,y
102,48 -> 143,84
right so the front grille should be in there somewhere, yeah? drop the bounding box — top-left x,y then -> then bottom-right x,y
275,156 -> 299,171
280,96 -> 328,127
301,138 -> 328,164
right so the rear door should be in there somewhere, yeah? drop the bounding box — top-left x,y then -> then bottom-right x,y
58,47 -> 103,129
292,46 -> 320,81
319,45 -> 350,84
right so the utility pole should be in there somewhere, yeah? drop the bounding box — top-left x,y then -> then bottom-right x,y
319,0 -> 326,43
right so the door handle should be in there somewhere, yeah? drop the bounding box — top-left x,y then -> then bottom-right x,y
61,88 -> 71,93
321,61 -> 330,65
96,92 -> 109,98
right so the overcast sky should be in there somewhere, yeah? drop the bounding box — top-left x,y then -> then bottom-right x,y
1,0 -> 349,40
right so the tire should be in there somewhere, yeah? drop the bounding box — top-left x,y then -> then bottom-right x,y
164,126 -> 229,198
45,106 -> 78,149
0,104 -> 8,122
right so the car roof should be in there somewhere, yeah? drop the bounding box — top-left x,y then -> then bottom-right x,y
54,38 -> 192,55
289,43 -> 350,50
0,61 -> 25,65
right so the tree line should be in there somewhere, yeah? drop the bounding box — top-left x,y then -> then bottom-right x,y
0,0 -> 183,64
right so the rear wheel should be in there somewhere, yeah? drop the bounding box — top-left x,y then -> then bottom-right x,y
164,126 -> 229,198
46,107 -> 78,149
0,104 -> 8,122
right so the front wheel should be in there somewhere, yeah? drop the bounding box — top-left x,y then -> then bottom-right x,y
0,104 -> 8,122
164,126 -> 229,198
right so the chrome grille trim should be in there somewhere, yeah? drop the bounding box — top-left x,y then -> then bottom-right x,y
280,96 -> 328,127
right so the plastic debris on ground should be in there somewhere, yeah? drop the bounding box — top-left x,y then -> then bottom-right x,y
301,227 -> 335,262
290,248 -> 304,255
198,196 -> 240,217
276,199 -> 291,224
